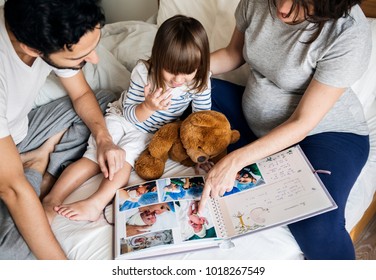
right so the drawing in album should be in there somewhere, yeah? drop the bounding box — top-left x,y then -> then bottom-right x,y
113,145 -> 337,260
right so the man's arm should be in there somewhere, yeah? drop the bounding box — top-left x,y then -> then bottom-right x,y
59,71 -> 125,180
0,136 -> 67,259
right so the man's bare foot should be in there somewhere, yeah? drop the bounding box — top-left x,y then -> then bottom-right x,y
21,129 -> 67,175
54,199 -> 103,222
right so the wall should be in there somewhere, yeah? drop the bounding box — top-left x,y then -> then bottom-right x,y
0,0 -> 158,23
100,0 -> 158,23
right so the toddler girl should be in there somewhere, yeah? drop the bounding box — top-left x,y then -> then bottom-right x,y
43,14 -> 211,222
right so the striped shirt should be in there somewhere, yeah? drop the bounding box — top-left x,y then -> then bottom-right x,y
108,62 -> 211,134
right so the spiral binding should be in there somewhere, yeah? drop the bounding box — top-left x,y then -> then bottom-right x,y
210,198 -> 228,238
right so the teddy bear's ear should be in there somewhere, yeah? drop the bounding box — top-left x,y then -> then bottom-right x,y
230,129 -> 241,144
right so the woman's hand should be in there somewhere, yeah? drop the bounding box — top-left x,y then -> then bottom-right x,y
198,154 -> 241,213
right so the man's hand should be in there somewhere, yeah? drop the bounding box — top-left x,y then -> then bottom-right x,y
96,136 -> 125,181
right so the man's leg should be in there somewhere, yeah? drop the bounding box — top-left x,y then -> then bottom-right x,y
47,90 -> 116,178
17,90 -> 116,196
0,169 -> 41,259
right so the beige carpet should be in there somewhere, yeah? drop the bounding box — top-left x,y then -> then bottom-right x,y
354,213 -> 376,260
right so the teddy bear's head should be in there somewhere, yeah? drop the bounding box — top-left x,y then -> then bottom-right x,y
135,110 -> 240,181
179,110 -> 240,164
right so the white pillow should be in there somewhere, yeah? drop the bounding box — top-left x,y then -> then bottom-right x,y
100,20 -> 157,72
157,0 -> 249,86
351,18 -> 376,117
34,43 -> 131,107
157,0 -> 238,51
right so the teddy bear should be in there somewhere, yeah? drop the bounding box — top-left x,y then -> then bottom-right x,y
134,110 -> 240,181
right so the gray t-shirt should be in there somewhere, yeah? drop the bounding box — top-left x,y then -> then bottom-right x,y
235,0 -> 372,137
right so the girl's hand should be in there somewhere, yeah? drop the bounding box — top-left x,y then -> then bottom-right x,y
194,161 -> 215,174
144,84 -> 172,111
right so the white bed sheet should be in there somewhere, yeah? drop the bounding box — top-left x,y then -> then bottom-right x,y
50,18 -> 376,260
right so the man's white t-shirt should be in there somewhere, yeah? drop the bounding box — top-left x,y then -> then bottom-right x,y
0,6 -> 78,145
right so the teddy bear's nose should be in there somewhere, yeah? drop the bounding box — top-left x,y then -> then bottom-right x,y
197,156 -> 207,163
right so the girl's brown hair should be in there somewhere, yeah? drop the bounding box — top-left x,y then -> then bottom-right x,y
268,0 -> 362,43
143,15 -> 210,93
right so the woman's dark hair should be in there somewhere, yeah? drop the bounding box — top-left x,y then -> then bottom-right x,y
4,0 -> 105,56
145,14 -> 210,93
268,0 -> 362,43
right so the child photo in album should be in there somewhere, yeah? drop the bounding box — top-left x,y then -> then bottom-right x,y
224,163 -> 266,196
124,201 -> 177,237
117,181 -> 158,211
120,229 -> 174,254
175,200 -> 217,241
158,177 -> 205,202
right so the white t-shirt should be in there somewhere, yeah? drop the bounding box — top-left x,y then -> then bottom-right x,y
0,7 -> 78,144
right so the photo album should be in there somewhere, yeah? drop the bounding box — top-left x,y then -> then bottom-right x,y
113,145 -> 337,260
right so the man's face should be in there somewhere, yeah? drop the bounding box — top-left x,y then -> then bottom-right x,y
42,24 -> 101,70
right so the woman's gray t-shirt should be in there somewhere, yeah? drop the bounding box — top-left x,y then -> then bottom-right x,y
235,0 -> 372,137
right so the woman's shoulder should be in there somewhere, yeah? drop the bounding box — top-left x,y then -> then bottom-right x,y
235,0 -> 271,32
333,4 -> 371,35
318,4 -> 371,52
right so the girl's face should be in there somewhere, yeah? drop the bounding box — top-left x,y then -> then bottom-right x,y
162,69 -> 197,89
275,0 -> 308,24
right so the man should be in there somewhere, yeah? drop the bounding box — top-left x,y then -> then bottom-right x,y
0,0 -> 125,259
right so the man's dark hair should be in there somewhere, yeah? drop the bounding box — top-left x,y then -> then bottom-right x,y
4,0 -> 105,56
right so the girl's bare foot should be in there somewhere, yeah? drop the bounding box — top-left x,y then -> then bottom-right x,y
42,199 -> 61,225
54,199 -> 103,222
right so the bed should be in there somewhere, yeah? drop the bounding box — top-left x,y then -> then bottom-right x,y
40,0 -> 376,260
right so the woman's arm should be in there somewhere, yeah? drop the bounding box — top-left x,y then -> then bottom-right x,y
210,27 -> 246,75
199,79 -> 345,212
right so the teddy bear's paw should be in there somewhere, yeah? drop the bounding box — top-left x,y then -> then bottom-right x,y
134,150 -> 166,180
180,158 -> 195,167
